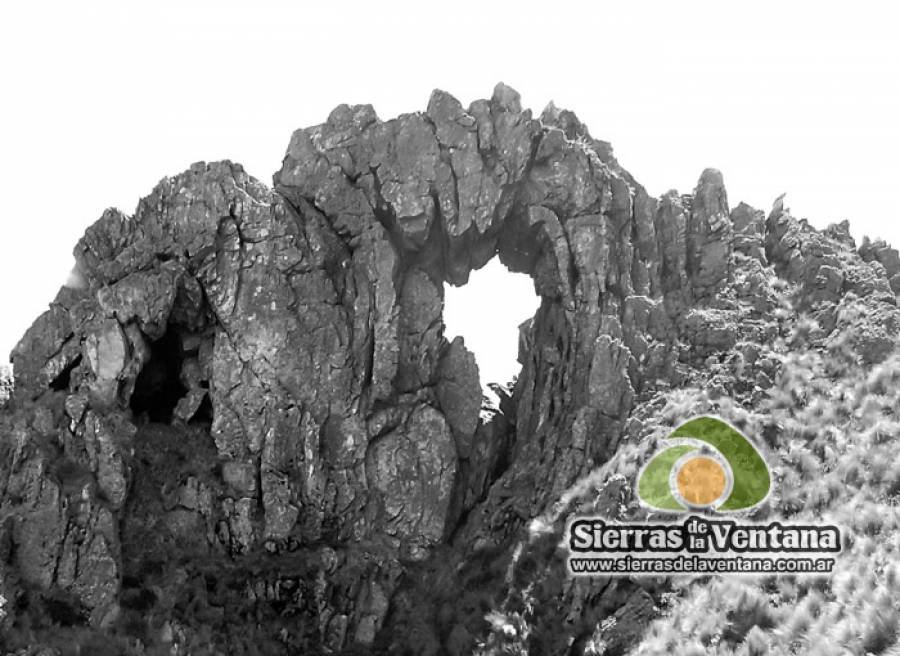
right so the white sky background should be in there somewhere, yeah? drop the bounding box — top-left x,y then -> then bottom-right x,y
1,1 -> 898,388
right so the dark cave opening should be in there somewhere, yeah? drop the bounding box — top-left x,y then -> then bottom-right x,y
130,330 -> 187,423
444,257 -> 538,394
189,392 -> 214,426
50,355 -> 82,392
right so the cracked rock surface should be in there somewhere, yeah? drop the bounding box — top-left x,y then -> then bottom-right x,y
1,84 -> 898,655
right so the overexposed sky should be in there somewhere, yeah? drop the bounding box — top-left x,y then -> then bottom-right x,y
1,1 -> 898,387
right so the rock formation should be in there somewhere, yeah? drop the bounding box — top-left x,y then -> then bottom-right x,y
0,84 -> 898,655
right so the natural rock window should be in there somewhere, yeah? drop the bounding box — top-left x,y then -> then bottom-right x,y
443,257 -> 538,392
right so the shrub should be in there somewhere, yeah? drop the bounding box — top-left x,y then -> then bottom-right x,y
861,605 -> 900,654
722,589 -> 775,645
741,625 -> 770,656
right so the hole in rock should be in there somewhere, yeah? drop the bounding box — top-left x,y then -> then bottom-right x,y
443,258 -> 539,396
130,329 -> 187,423
189,393 -> 214,426
50,355 -> 81,391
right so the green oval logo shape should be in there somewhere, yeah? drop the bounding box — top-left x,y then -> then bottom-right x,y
638,416 -> 771,512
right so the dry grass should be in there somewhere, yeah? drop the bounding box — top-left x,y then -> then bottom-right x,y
623,339 -> 900,655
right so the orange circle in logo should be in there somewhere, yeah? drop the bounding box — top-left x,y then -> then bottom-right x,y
676,456 -> 727,506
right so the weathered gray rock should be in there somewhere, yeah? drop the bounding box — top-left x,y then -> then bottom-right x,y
860,235 -> 900,295
366,404 -> 457,560
1,84 -> 897,655
436,337 -> 481,451
731,201 -> 767,263
688,168 -> 733,301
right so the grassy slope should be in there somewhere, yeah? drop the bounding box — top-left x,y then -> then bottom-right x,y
478,233 -> 900,655
628,343 -> 900,655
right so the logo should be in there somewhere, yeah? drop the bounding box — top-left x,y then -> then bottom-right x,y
565,414 -> 841,577
637,415 -> 770,512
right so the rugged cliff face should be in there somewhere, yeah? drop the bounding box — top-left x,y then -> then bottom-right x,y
1,85 -> 899,655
